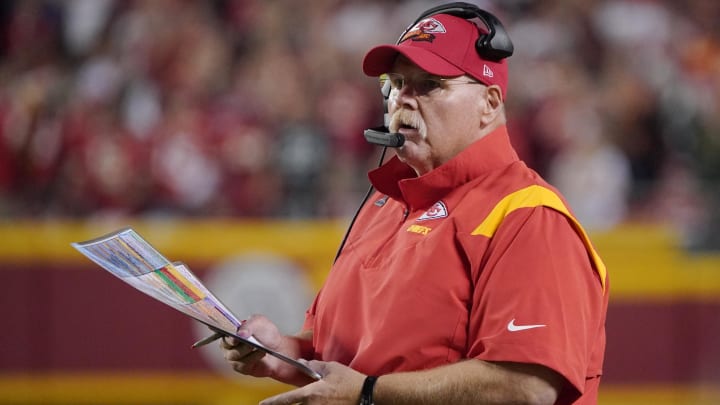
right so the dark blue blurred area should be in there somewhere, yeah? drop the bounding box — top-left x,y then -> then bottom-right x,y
0,0 -> 718,247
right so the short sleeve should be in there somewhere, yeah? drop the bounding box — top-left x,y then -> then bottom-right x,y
467,206 -> 606,399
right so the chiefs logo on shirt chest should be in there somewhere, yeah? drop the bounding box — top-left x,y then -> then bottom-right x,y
406,201 -> 448,235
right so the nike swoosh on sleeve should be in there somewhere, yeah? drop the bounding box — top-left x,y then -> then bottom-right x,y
507,319 -> 546,332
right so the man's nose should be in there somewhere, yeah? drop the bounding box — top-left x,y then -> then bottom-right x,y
391,86 -> 418,111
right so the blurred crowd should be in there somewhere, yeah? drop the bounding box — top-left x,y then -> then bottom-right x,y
0,0 -> 718,246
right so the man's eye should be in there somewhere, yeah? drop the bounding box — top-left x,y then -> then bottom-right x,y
390,77 -> 404,89
417,79 -> 442,94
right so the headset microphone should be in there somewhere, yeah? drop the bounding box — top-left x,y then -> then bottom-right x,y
363,127 -> 405,148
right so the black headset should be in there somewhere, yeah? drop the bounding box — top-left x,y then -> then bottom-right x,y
398,2 -> 514,61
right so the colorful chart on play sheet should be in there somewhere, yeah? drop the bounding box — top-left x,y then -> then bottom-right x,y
71,227 -> 323,381
71,228 -> 241,334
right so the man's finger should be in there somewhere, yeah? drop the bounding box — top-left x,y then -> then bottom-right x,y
220,336 -> 241,349
224,344 -> 258,361
238,347 -> 267,363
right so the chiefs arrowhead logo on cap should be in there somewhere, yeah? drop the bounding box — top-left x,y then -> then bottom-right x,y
399,17 -> 447,44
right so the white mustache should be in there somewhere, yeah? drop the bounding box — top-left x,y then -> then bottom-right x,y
389,110 -> 426,139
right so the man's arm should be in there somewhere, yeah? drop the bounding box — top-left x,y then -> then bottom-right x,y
373,359 -> 565,405
259,358 -> 567,405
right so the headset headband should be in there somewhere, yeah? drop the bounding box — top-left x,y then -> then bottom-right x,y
398,2 -> 514,61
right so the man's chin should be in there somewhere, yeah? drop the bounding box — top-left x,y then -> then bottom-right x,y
395,143 -> 429,174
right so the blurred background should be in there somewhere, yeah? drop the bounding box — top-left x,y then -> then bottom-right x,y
0,0 -> 718,404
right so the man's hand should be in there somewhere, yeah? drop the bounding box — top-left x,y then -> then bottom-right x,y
220,315 -> 295,379
259,360 -> 366,405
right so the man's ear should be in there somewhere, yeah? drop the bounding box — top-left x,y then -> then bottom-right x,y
480,85 -> 504,125
485,85 -> 503,111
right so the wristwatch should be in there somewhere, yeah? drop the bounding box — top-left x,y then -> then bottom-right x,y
359,375 -> 378,405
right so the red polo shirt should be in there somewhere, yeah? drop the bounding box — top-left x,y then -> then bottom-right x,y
304,126 -> 608,404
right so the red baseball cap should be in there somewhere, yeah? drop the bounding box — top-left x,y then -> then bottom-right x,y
363,13 -> 508,98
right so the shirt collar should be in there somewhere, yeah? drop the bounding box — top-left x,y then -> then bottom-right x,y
368,125 -> 519,209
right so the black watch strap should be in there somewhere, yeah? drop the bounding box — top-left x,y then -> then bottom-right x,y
359,375 -> 378,405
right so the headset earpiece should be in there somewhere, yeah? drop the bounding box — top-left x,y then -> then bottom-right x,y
398,1 -> 513,61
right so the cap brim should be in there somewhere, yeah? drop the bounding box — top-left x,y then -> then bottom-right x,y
362,44 -> 465,77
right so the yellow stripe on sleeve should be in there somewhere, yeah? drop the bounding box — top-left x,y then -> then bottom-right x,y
470,185 -> 607,292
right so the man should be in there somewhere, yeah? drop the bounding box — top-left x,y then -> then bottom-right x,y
220,5 -> 609,404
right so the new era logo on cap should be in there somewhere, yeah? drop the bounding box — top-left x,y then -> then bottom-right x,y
483,64 -> 494,78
